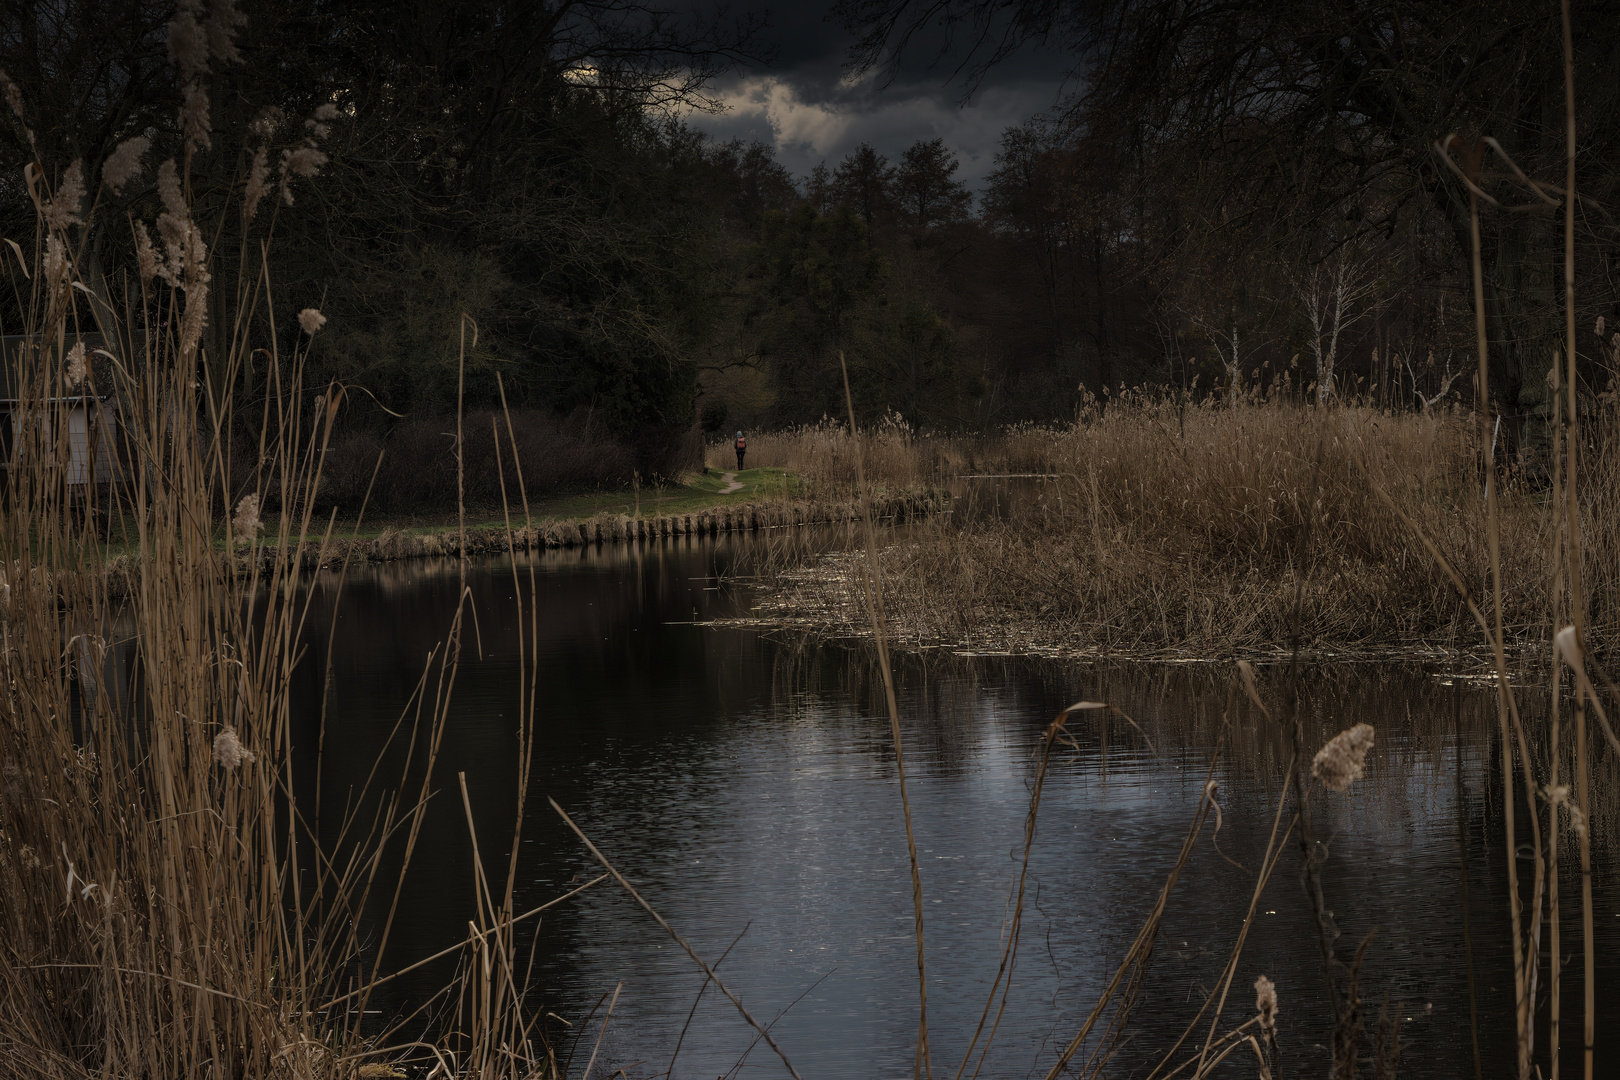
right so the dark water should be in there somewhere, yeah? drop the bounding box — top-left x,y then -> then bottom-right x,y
291,530 -> 1620,1079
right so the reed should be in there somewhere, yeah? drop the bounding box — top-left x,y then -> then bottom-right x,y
0,31 -> 563,1077
749,394 -> 1602,657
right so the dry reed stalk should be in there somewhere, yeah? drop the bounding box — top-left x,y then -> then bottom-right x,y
0,44 -> 577,1077
546,797 -> 805,1080
1433,133 -> 1540,1077
839,351 -> 933,1080
1041,760 -> 1216,1080
0,157 -> 386,1077
1558,6 -> 1595,1074
1186,737 -> 1297,1076
666,924 -> 751,1079
952,700 -> 1135,1080
1548,352 -> 1566,1080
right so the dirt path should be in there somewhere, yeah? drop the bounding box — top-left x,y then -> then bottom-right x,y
718,471 -> 743,494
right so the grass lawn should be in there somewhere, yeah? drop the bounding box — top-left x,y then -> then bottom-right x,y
90,468 -> 806,549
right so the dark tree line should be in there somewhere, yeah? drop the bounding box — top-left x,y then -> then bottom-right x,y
11,0 -> 1612,488
837,0 -> 1620,430
0,0 -> 761,474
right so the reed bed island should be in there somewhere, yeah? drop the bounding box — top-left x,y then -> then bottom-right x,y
728,395 -> 1620,659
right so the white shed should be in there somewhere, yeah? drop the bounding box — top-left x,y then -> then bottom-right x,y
0,335 -> 123,487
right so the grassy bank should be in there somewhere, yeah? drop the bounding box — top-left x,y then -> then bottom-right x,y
737,396 -> 1620,658
335,465 -> 800,537
83,468 -> 947,585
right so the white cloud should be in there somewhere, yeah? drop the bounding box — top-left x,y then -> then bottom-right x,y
691,74 -> 1067,190
715,76 -> 854,154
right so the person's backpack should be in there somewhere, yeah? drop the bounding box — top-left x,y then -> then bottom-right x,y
735,435 -> 745,451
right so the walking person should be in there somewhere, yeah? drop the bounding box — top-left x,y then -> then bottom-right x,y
734,430 -> 746,471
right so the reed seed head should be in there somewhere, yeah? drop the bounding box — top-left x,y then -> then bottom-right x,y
65,343 -> 86,389
180,83 -> 212,152
1555,625 -> 1584,676
277,146 -> 328,205
1598,316 -> 1607,338
102,136 -> 150,193
249,104 -> 284,139
298,308 -> 326,335
0,67 -> 22,121
1255,974 -> 1278,1036
1311,722 -> 1375,792
211,726 -> 254,769
243,146 -> 270,222
285,147 -> 328,177
134,221 -> 159,285
157,158 -> 185,220
42,235 -> 69,291
233,492 -> 262,544
204,0 -> 247,67
42,160 -> 84,230
166,0 -> 210,81
1547,784 -> 1589,838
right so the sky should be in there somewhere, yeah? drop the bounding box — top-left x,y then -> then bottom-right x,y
682,2 -> 1076,195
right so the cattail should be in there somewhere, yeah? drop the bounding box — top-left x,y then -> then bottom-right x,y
1255,975 -> 1278,1036
102,136 -> 150,193
42,159 -> 85,230
211,726 -> 254,769
1598,315 -> 1607,339
166,0 -> 209,80
1311,722 -> 1375,792
64,343 -> 86,389
298,308 -> 326,335
243,145 -> 270,221
233,492 -> 262,545
180,83 -> 211,152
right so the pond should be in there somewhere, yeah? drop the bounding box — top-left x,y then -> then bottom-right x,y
289,527 -> 1619,1078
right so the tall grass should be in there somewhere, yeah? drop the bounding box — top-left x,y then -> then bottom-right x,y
752,395 -> 1600,656
0,30 -> 557,1078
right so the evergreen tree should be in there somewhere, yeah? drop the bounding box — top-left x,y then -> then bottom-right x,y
831,143 -> 897,230
894,138 -> 972,235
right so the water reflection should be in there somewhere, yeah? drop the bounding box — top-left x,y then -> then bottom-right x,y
290,534 -> 1617,1078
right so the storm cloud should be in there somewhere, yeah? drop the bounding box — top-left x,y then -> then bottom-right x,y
684,4 -> 1075,193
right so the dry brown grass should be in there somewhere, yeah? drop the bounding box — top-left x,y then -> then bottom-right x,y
748,393 -> 1614,658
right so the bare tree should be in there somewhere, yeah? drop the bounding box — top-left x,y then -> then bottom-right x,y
1184,305 -> 1250,405
1404,351 -> 1464,411
1291,245 -> 1380,405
